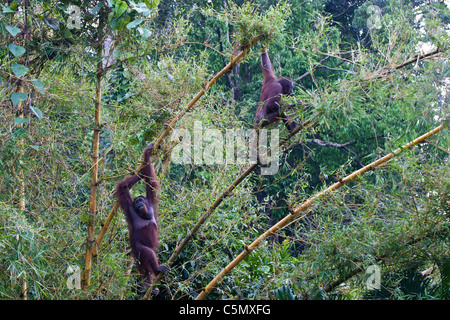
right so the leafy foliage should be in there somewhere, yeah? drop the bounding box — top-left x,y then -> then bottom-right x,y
0,0 -> 449,301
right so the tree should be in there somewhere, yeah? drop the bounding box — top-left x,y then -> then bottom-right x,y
0,0 -> 448,301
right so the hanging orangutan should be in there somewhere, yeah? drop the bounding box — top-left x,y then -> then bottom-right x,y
254,46 -> 297,132
115,142 -> 170,295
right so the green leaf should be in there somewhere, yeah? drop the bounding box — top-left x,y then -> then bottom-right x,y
142,0 -> 159,9
130,138 -> 139,145
10,1 -> 19,11
62,28 -> 75,43
273,285 -> 298,300
11,63 -> 29,77
10,92 -> 28,106
8,44 -> 26,57
108,11 -> 115,22
2,6 -> 15,13
31,79 -> 45,93
13,127 -> 26,139
30,106 -> 43,120
81,214 -> 90,223
30,145 -> 40,151
14,117 -> 29,125
111,14 -> 131,30
133,2 -> 151,16
5,25 -> 21,37
113,0 -> 128,16
137,27 -> 151,38
126,18 -> 143,29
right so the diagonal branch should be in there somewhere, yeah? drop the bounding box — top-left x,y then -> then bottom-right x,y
195,124 -> 444,300
308,138 -> 363,167
295,56 -> 331,82
308,138 -> 356,148
368,47 -> 442,80
142,119 -> 316,300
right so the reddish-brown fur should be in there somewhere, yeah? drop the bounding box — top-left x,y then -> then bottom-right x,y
254,47 -> 296,131
115,143 -> 169,293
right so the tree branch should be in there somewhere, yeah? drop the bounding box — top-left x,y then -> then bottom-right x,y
195,125 -> 444,300
308,138 -> 356,148
308,138 -> 363,168
295,56 -> 331,82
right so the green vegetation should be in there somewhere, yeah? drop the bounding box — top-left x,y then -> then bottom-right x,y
0,0 -> 448,300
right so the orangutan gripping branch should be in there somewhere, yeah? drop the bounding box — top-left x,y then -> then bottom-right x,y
254,46 -> 297,132
115,142 -> 169,295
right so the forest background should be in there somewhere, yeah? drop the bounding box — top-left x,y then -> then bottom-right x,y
0,0 -> 449,300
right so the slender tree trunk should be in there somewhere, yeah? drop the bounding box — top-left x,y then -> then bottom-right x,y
19,271 -> 27,300
15,83 -> 28,300
16,84 -> 26,212
17,1 -> 30,298
82,44 -> 103,291
216,2 -> 243,102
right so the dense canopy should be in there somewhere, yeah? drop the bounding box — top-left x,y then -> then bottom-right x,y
0,0 -> 448,301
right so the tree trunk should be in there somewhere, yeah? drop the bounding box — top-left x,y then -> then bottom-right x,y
15,83 -> 28,300
16,84 -> 26,212
82,44 -> 103,292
